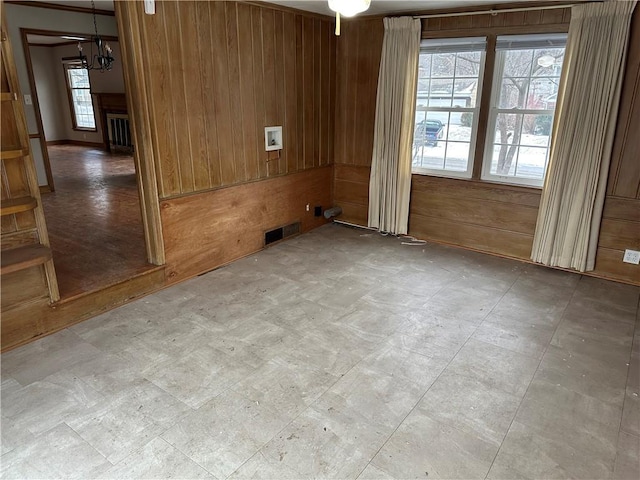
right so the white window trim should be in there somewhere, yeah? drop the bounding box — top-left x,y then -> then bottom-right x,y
412,47 -> 486,179
482,34 -> 566,188
64,62 -> 97,131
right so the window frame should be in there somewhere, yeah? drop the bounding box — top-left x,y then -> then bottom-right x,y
412,29 -> 569,191
412,39 -> 487,179
63,62 -> 97,132
481,34 -> 567,187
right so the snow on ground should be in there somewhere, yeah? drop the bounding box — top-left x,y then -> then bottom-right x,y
412,124 -> 551,179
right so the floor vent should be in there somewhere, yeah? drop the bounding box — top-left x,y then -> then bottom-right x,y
265,221 -> 300,246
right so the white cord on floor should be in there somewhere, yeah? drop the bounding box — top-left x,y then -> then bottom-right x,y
333,220 -> 428,245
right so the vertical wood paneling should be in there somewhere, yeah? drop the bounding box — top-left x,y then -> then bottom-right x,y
319,20 -> 330,167
134,1 -> 334,198
210,1 -> 235,186
273,11 -> 287,176
142,2 -> 177,197
165,1 -> 193,193
260,9 -> 284,176
181,0 -> 208,192
334,7 -> 637,284
295,16 -> 305,172
225,4 -> 245,184
334,18 -> 383,167
197,1 -> 221,189
313,19 -> 321,167
236,3 -> 255,182
302,16 -> 314,170
283,11 -> 298,175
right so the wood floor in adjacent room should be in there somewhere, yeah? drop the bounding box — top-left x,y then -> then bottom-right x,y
1,224 -> 638,479
40,145 -> 153,298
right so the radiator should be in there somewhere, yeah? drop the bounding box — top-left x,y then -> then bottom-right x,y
106,113 -> 133,152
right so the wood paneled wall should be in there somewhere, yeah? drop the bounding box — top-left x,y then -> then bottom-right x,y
333,18 -> 383,224
161,166 -> 333,283
333,7 -> 640,285
593,9 -> 640,284
133,1 -> 335,199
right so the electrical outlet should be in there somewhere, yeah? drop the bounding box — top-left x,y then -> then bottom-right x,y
24,94 -> 32,105
623,249 -> 640,265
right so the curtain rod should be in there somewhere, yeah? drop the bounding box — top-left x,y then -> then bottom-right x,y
412,3 -> 581,20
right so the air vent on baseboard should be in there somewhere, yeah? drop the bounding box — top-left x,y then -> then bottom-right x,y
265,221 -> 301,246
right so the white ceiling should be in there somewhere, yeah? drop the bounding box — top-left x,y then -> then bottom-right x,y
265,0 -> 516,16
26,0 -> 525,16
27,33 -> 87,45
25,0 -> 114,11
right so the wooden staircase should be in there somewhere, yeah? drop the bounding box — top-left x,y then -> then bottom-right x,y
1,16 -> 59,304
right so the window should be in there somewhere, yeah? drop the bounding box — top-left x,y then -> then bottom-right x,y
412,37 -> 486,178
64,63 -> 96,130
411,33 -> 568,188
483,34 -> 567,186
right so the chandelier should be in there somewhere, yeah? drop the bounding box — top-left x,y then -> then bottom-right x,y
328,0 -> 371,36
77,0 -> 115,72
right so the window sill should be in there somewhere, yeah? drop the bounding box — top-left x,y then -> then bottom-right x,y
411,173 -> 543,193
72,127 -> 98,132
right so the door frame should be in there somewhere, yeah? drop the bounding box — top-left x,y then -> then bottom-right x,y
20,25 -> 165,266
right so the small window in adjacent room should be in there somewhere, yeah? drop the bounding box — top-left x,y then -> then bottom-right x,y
64,62 -> 96,131
483,33 -> 567,187
412,37 -> 486,178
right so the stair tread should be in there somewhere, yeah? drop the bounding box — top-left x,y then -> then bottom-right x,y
0,196 -> 38,216
1,245 -> 52,275
0,148 -> 28,160
0,92 -> 17,101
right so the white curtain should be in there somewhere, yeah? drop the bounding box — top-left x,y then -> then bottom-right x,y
531,0 -> 637,271
368,17 -> 421,235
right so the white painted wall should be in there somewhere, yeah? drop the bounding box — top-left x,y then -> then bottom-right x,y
29,46 -> 66,141
4,3 -> 120,186
50,42 -> 125,144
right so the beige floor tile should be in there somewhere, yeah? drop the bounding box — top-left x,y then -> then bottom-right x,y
445,339 -> 540,397
66,378 -> 191,464
0,424 -> 110,480
257,404 -> 388,479
488,420 -> 614,480
370,408 -> 497,479
99,437 -> 214,479
416,369 -> 522,446
613,431 -> 640,480
1,224 -> 636,480
513,379 -> 620,470
357,463 -> 396,479
472,313 -> 556,359
161,390 -> 292,479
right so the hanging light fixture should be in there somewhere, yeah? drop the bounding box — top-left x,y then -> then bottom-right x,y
328,0 -> 371,36
77,0 -> 115,72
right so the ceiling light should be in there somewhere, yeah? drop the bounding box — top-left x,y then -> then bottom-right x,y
76,0 -> 115,72
328,0 -> 371,17
328,0 -> 371,36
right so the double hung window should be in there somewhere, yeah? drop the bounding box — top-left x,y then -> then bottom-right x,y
411,33 -> 567,188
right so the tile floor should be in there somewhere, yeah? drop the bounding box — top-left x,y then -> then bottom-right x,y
1,224 -> 639,479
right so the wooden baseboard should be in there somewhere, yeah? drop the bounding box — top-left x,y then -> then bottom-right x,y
46,139 -> 104,148
39,185 -> 52,194
1,266 -> 165,352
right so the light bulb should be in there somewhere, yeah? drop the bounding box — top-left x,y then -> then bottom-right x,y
328,0 -> 371,18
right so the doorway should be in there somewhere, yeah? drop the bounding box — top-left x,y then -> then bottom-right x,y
21,28 -> 155,298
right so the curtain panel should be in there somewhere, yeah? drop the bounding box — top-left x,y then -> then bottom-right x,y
531,0 -> 637,271
368,17 -> 421,235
